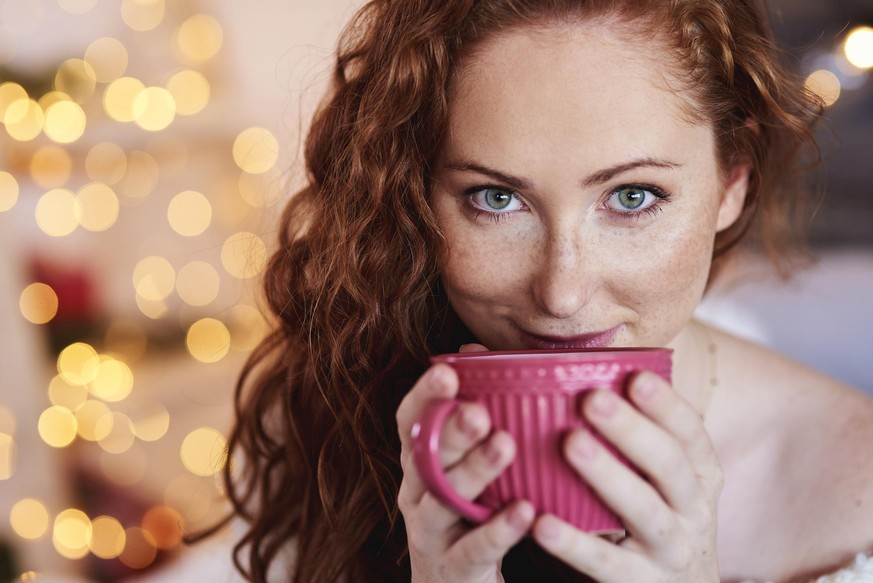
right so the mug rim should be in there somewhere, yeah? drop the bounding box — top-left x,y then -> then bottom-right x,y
431,347 -> 672,364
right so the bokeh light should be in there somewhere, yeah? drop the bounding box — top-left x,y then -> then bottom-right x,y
74,400 -> 112,441
4,98 -> 44,141
53,509 -> 92,560
180,427 -> 227,476
119,527 -> 157,569
43,100 -> 87,143
185,318 -> 230,363
48,375 -> 89,411
54,59 -> 96,104
89,357 -> 134,402
37,406 -> 78,448
175,14 -> 223,63
10,499 -> 50,540
84,37 -> 129,83
0,433 -> 15,480
239,168 -> 284,208
133,256 -> 176,301
0,83 -> 27,119
76,182 -> 120,232
119,150 -> 160,199
166,70 -> 210,116
0,171 -> 19,212
175,261 -> 220,306
89,515 -> 126,559
167,190 -> 211,236
845,26 -> 873,70
121,0 -> 165,32
96,411 -> 136,454
228,304 -> 269,352
135,294 -> 169,320
35,188 -> 78,237
130,400 -> 170,442
86,142 -> 128,185
57,343 -> 100,386
142,505 -> 183,549
19,282 -> 59,324
221,231 -> 267,279
30,146 -> 73,189
233,127 -> 279,174
805,69 -> 841,107
58,0 -> 99,14
133,86 -> 176,131
104,77 -> 146,123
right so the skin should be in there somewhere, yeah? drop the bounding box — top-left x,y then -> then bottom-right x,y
395,18 -> 873,583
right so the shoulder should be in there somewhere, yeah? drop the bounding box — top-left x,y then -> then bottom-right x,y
708,328 -> 873,581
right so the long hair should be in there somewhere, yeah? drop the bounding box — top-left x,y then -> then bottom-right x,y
224,1 -> 822,581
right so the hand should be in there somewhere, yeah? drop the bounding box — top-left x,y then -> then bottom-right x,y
531,372 -> 723,582
396,344 -> 536,582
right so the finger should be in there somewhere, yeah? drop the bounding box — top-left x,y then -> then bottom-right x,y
627,372 -> 723,485
583,387 -> 705,513
449,500 -> 535,576
564,428 -> 679,545
396,364 -> 457,452
417,430 -> 516,532
438,402 -> 491,468
533,514 -> 648,583
459,343 -> 489,353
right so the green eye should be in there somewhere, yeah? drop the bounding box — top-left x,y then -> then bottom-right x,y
484,189 -> 512,210
616,187 -> 646,210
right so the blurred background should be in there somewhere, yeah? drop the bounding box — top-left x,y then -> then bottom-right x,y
0,0 -> 870,581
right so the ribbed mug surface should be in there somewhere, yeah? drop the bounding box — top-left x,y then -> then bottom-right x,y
432,348 -> 672,534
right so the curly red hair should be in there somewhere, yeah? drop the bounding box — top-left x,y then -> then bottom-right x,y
224,1 -> 822,581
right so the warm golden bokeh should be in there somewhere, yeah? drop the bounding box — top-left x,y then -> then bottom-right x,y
75,182 -> 120,232
96,411 -> 136,454
119,150 -> 160,199
37,406 -> 78,448
86,142 -> 128,185
167,190 -> 212,236
129,401 -> 170,442
54,59 -> 96,104
10,499 -> 50,540
89,357 -> 134,402
133,256 -> 176,301
228,304 -> 269,353
0,82 -> 27,119
84,37 -> 129,83
118,527 -> 157,569
73,400 -> 112,442
845,26 -> 873,69
220,231 -> 267,279
175,14 -> 223,62
142,505 -> 184,549
53,509 -> 92,560
185,318 -> 231,363
166,70 -> 210,116
48,375 -> 89,411
180,427 -> 227,477
103,77 -> 146,123
133,86 -> 176,131
4,98 -> 44,141
175,261 -> 220,306
232,127 -> 279,174
57,343 -> 100,386
0,171 -> 19,212
805,69 -> 841,107
0,433 -> 15,480
43,100 -> 87,143
30,145 -> 73,189
89,515 -> 126,559
57,0 -> 99,14
19,283 -> 59,325
121,0 -> 166,32
35,188 -> 78,237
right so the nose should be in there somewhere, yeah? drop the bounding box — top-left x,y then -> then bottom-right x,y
530,234 -> 595,319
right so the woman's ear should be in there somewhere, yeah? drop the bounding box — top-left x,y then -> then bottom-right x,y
716,161 -> 751,232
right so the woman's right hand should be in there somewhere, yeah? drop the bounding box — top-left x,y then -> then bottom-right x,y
396,346 -> 535,582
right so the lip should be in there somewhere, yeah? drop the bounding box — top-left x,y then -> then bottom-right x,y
516,325 -> 620,350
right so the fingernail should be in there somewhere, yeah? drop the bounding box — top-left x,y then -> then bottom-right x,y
484,436 -> 503,465
569,430 -> 598,461
429,366 -> 450,396
633,372 -> 659,400
590,390 -> 617,417
507,502 -> 534,531
536,515 -> 561,542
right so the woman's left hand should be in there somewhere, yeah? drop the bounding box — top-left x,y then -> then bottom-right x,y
531,371 -> 723,582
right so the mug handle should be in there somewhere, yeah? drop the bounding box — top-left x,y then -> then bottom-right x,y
410,399 -> 495,523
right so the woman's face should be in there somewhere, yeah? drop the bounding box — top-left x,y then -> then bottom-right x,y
431,21 -> 749,350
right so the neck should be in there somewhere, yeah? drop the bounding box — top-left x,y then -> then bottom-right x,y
666,319 -> 718,417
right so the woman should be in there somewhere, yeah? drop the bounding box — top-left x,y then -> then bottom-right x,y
224,0 -> 873,581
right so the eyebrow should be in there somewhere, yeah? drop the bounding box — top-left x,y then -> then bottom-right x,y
442,157 -> 681,190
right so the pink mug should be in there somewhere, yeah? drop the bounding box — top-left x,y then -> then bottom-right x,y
411,348 -> 672,536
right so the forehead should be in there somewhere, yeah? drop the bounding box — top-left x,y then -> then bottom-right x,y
444,22 -> 713,168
